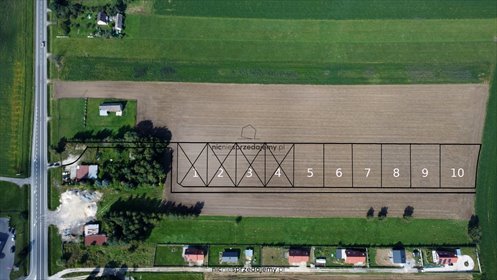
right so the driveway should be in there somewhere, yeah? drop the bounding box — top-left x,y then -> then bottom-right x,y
0,218 -> 15,280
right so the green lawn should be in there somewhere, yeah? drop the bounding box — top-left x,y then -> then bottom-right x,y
49,225 -> 64,276
52,98 -> 137,141
48,169 -> 62,211
152,0 -> 497,19
476,65 -> 497,279
261,246 -> 288,266
0,0 -> 34,177
148,216 -> 471,246
127,272 -> 203,280
313,246 -> 352,267
154,245 -> 186,266
0,182 -> 30,279
50,5 -> 497,84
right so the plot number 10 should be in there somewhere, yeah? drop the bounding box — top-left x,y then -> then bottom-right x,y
451,168 -> 464,178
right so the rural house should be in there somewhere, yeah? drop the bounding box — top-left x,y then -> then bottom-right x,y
392,248 -> 406,264
433,249 -> 459,265
183,247 -> 205,263
84,234 -> 107,246
336,248 -> 367,265
97,11 -> 109,25
114,13 -> 123,32
221,249 -> 239,264
83,224 -> 99,236
99,102 -> 123,116
70,165 -> 98,181
288,247 -> 310,265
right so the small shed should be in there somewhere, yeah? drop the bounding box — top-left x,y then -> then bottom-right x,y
99,103 -> 123,117
84,224 -> 99,236
114,13 -> 123,32
97,11 -> 108,25
244,248 -> 253,258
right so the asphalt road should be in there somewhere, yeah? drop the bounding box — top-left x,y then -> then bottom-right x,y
29,0 -> 49,279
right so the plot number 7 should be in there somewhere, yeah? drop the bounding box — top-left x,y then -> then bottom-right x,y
364,168 -> 371,178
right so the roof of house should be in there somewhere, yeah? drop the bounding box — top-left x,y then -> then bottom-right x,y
75,165 -> 98,180
221,250 -> 239,263
97,11 -> 108,22
84,224 -> 99,236
289,248 -> 310,257
393,249 -> 406,264
346,248 -> 366,257
84,234 -> 107,246
437,250 -> 458,258
115,13 -> 123,30
345,256 -> 367,264
336,248 -> 345,259
245,249 -> 253,257
289,255 -> 309,264
184,248 -> 204,262
99,103 -> 123,112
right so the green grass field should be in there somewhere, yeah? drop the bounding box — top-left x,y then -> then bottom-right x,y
152,0 -> 497,19
49,1 -> 497,84
0,182 -> 30,279
154,245 -> 186,266
476,65 -> 497,279
49,225 -> 64,276
0,0 -> 34,177
148,216 -> 471,246
52,98 -> 136,141
127,272 -> 203,280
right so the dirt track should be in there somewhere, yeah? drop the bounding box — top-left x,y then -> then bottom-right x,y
54,81 -> 487,219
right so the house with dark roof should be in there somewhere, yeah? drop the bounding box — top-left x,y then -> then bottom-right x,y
184,247 -> 205,263
84,234 -> 107,246
221,249 -> 239,264
392,248 -> 406,264
97,11 -> 109,25
434,249 -> 458,265
288,247 -> 310,265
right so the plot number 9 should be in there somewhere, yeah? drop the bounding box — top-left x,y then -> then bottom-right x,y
421,168 -> 428,177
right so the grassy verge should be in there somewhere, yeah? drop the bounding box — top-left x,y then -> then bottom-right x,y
127,272 -> 203,280
48,169 -> 62,210
152,0 -> 497,19
0,0 -> 34,177
0,182 -> 30,279
49,225 -> 64,276
154,245 -> 185,266
148,216 -> 471,246
50,11 -> 496,84
476,64 -> 497,279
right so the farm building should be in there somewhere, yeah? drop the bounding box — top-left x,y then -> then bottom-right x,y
84,234 -> 107,246
183,247 -> 205,262
392,248 -> 406,264
288,247 -> 310,265
97,11 -> 108,25
114,13 -> 123,32
70,165 -> 98,181
83,224 -> 99,236
221,249 -> 239,264
433,249 -> 459,265
99,102 -> 123,116
337,248 -> 367,265
244,248 -> 253,259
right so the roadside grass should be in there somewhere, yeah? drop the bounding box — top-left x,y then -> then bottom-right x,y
48,169 -> 62,210
49,225 -> 64,276
148,216 -> 471,246
126,272 -> 203,280
51,98 -> 136,143
154,245 -> 186,266
152,0 -> 497,19
0,182 -> 30,279
0,0 -> 34,177
50,13 -> 496,84
476,64 -> 497,279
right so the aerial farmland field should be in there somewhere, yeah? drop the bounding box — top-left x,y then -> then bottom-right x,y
50,0 -> 497,84
0,0 -> 34,177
